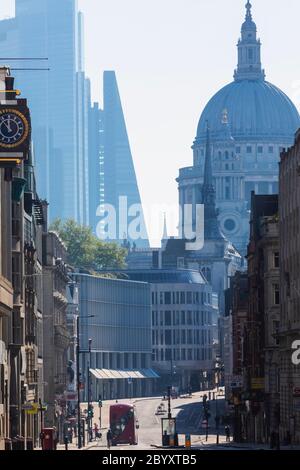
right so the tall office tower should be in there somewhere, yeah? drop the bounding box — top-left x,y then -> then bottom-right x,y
0,0 -> 90,223
88,102 -> 104,234
100,71 -> 149,248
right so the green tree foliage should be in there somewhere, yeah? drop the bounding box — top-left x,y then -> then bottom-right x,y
49,219 -> 127,270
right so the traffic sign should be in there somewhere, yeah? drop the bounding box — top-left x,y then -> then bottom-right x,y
22,403 -> 34,411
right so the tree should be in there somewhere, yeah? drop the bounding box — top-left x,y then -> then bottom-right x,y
49,219 -> 127,270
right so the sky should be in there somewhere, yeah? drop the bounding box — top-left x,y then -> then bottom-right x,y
1,0 -> 300,245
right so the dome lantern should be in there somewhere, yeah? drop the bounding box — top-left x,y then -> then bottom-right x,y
234,0 -> 265,82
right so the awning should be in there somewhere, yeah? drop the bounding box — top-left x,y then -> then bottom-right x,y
90,368 -> 159,380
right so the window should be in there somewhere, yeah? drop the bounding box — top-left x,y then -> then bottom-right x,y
165,349 -> 172,360
187,292 -> 192,304
187,311 -> 193,325
247,146 -> 252,153
273,284 -> 280,305
274,252 -> 279,268
268,146 -> 274,154
181,330 -> 186,344
165,311 -> 172,326
165,330 -> 172,345
225,164 -> 229,171
187,330 -> 193,344
160,292 -> 164,305
181,349 -> 186,360
273,321 -> 280,346
188,349 -> 193,360
236,146 -> 241,154
257,146 -> 263,154
164,292 -> 171,305
181,311 -> 186,325
180,292 -> 186,304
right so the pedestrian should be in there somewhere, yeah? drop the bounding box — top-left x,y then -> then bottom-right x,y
93,423 -> 99,440
107,428 -> 113,449
225,425 -> 230,442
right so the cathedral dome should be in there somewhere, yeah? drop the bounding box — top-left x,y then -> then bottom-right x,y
196,79 -> 300,143
196,1 -> 300,144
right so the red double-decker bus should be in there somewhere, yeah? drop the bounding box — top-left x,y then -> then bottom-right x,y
109,403 -> 138,445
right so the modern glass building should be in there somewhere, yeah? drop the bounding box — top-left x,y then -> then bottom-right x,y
98,71 -> 149,248
73,273 -> 157,400
120,269 -> 219,392
0,0 -> 90,224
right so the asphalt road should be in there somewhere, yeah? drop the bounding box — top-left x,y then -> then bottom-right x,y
85,391 -> 227,451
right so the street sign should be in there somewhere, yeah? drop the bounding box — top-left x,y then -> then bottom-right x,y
65,392 -> 77,401
22,403 -> 34,411
251,378 -> 264,390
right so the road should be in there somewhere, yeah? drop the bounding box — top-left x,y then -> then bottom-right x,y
82,390 -> 229,451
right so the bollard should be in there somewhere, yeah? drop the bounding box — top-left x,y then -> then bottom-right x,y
185,433 -> 191,449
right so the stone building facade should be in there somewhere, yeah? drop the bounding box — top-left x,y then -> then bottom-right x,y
279,132 -> 300,444
243,193 -> 279,444
177,2 -> 300,255
0,169 -> 14,450
42,230 -> 70,441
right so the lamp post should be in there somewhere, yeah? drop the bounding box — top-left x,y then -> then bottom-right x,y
76,314 -> 94,449
87,338 -> 92,441
214,355 -> 223,445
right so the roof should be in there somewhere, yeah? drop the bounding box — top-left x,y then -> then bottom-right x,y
90,368 -> 159,380
196,80 -> 300,144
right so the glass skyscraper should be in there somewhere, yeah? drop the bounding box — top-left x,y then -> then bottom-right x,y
100,71 -> 149,248
0,0 -> 90,224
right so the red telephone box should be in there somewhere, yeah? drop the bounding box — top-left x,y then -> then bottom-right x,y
41,428 -> 58,450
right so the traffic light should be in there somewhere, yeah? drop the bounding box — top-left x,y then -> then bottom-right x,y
88,407 -> 94,419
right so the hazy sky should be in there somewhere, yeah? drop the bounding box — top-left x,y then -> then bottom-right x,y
1,0 -> 300,245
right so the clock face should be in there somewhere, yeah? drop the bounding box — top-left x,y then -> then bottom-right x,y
0,109 -> 29,149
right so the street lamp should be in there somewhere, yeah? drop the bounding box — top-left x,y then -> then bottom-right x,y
76,315 -> 94,449
87,338 -> 92,442
214,358 -> 221,445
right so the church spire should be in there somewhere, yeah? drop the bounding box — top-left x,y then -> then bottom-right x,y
162,213 -> 168,240
234,1 -> 265,81
202,123 -> 223,240
203,122 -> 213,190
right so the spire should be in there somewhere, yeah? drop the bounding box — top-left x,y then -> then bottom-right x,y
203,122 -> 213,190
234,1 -> 265,81
202,123 -> 223,240
162,213 -> 168,240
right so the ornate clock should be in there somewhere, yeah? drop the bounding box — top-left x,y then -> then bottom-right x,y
0,108 -> 30,149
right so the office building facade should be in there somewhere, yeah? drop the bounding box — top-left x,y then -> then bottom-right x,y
73,274 -> 155,401
0,0 -> 90,223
